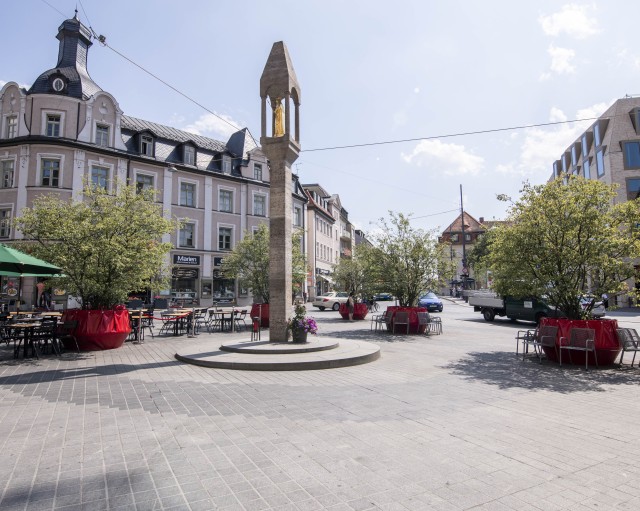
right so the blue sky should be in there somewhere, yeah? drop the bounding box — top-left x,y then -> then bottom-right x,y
3,1 -> 640,234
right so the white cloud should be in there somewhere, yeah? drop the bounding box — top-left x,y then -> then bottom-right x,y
401,139 -> 484,176
497,102 -> 610,176
183,112 -> 242,140
0,80 -> 6,88
414,87 -> 420,94
548,45 -> 576,74
539,4 -> 600,39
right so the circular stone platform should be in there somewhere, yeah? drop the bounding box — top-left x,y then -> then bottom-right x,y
175,337 -> 380,371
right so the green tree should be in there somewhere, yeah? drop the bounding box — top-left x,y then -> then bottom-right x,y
332,247 -> 376,299
221,224 -> 306,303
466,228 -> 498,288
368,212 -> 446,307
489,176 -> 640,319
15,181 -> 179,309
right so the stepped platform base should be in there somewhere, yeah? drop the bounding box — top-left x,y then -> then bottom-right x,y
175,337 -> 380,371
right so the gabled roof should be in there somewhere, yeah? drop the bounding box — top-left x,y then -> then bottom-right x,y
121,115 -> 228,153
443,212 -> 485,234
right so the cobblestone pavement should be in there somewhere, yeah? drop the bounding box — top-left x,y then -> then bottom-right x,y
2,303 -> 640,510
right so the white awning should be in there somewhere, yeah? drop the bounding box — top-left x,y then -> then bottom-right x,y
317,274 -> 334,285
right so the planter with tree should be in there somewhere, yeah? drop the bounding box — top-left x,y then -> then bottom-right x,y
333,257 -> 370,320
15,181 -> 178,351
352,212 -> 447,333
485,176 -> 640,365
221,224 -> 306,329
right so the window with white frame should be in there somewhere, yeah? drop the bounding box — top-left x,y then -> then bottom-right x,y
95,124 -> 110,147
46,114 -> 61,137
254,163 -> 263,181
294,206 -> 302,226
135,173 -> 154,193
0,209 -> 11,238
5,115 -> 17,139
140,135 -> 154,156
219,227 -> 232,250
90,165 -> 109,190
1,160 -> 14,188
219,189 -> 233,212
253,194 -> 266,216
179,222 -> 195,248
180,182 -> 196,207
41,158 -> 60,187
184,145 -> 195,166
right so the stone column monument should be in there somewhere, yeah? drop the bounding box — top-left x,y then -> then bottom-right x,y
259,42 -> 301,342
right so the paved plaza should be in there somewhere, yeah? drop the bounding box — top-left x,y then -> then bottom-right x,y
2,301 -> 640,511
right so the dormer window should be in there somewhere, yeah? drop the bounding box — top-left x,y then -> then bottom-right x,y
184,145 -> 195,166
95,124 -> 110,147
140,134 -> 154,156
46,114 -> 61,137
222,156 -> 231,174
254,163 -> 263,181
5,115 -> 17,139
630,108 -> 640,135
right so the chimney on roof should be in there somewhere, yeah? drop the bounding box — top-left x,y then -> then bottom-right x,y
479,217 -> 484,224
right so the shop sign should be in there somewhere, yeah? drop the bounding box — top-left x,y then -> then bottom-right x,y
214,257 -> 224,267
172,267 -> 199,279
173,254 -> 200,266
316,268 -> 330,275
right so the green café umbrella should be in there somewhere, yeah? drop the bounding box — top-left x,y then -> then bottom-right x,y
0,244 -> 61,276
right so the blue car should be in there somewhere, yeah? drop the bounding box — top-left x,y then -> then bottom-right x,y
418,292 -> 443,312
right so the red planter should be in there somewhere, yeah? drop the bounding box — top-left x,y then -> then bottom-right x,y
250,303 -> 269,328
62,308 -> 131,351
387,306 -> 428,334
339,303 -> 368,320
540,317 -> 620,366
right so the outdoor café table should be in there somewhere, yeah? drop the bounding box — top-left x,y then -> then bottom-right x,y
217,308 -> 241,332
160,310 -> 192,336
10,322 -> 40,358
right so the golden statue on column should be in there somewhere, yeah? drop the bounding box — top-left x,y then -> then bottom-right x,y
273,98 -> 284,137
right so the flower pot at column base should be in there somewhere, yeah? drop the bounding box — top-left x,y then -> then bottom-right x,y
291,329 -> 308,343
61,307 -> 131,351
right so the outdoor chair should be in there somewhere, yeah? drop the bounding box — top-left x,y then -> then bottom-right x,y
519,325 -> 558,363
206,309 -> 221,333
158,312 -> 175,336
559,327 -> 597,369
140,309 -> 154,339
370,309 -> 391,332
428,316 -> 442,335
416,312 -> 431,335
234,310 -> 248,331
392,311 -> 410,334
34,318 -> 60,355
57,320 -> 79,353
616,328 -> 640,367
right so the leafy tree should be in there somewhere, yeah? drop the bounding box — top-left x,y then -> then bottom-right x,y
15,181 -> 179,309
332,247 -> 377,299
367,212 -> 446,307
466,228 -> 498,288
221,224 -> 306,303
489,176 -> 640,319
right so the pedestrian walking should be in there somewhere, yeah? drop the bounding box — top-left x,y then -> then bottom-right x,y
347,292 -> 355,321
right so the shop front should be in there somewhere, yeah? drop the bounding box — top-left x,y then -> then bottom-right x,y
171,254 -> 201,306
315,268 -> 334,296
212,257 -> 236,305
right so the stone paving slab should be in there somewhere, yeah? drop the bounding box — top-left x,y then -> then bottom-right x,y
1,304 -> 640,510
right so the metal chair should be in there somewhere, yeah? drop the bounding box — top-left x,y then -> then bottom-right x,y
58,320 -> 79,353
234,310 -> 248,331
616,328 -> 640,367
371,309 -> 391,332
392,311 -> 410,334
519,325 -> 558,362
416,312 -> 431,335
559,327 -> 597,369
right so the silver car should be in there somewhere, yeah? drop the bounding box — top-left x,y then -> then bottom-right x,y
312,292 -> 349,311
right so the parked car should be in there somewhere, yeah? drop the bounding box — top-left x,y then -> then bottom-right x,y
373,292 -> 394,301
580,296 -> 605,318
312,291 -> 349,311
418,292 -> 443,312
